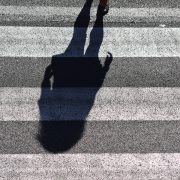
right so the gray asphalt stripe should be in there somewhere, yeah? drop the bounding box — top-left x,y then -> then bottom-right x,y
0,0 -> 90,7
2,87 -> 180,121
2,7 -> 180,17
1,57 -> 180,87
0,0 -> 179,8
0,121 -> 180,153
2,21 -> 180,28
1,154 -> 180,179
1,7 -> 180,27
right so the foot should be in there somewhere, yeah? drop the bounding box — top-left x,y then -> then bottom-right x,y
97,4 -> 109,16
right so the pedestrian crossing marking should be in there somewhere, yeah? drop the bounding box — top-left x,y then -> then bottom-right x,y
1,26 -> 180,57
1,1 -> 180,179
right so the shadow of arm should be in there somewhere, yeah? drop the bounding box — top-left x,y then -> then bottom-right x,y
41,65 -> 53,88
103,52 -> 113,74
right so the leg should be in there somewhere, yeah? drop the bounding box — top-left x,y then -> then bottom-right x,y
99,0 -> 109,6
98,0 -> 109,15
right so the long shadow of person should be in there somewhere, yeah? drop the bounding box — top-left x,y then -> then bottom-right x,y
38,0 -> 113,153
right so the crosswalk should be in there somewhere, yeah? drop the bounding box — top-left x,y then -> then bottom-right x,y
1,0 -> 180,179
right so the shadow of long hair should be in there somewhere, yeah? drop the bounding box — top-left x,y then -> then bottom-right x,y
38,0 -> 113,153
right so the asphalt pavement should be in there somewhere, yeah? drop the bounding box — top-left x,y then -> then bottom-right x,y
1,0 -> 180,179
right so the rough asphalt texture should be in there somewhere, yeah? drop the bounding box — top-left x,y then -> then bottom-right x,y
1,0 -> 180,179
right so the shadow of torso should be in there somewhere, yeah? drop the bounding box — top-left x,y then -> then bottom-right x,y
38,55 -> 108,153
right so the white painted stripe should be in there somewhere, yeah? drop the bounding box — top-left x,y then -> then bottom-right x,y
1,87 -> 180,121
1,154 -> 180,179
1,6 -> 180,18
1,26 -> 180,57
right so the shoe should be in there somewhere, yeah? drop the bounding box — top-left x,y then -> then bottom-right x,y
97,4 -> 109,16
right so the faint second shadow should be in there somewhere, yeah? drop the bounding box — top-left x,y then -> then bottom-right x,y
37,0 -> 113,153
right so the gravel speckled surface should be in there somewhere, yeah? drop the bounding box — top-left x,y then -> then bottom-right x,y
1,0 -> 180,179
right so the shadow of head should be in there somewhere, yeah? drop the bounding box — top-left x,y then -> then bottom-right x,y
37,121 -> 85,153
